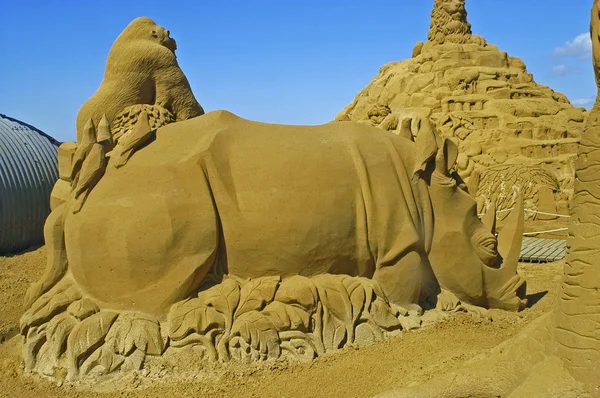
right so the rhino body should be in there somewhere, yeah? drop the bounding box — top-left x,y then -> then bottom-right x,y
63,111 -> 433,314
58,110 -> 524,316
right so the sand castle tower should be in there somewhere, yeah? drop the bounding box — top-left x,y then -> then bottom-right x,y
336,0 -> 587,221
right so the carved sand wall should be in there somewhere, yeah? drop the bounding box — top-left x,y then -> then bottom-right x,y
336,0 -> 585,217
475,164 -> 568,221
554,0 -> 600,385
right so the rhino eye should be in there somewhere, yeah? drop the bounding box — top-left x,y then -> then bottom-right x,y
472,231 -> 498,265
481,235 -> 497,252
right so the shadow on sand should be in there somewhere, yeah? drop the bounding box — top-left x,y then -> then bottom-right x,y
526,290 -> 548,308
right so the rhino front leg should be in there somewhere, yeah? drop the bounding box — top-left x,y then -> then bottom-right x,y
23,203 -> 68,309
482,193 -> 527,311
373,251 -> 423,310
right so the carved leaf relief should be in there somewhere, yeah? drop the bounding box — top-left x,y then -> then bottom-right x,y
235,276 -> 281,317
262,301 -> 311,332
230,310 -> 281,359
66,311 -> 118,374
168,298 -> 225,341
106,314 -> 164,356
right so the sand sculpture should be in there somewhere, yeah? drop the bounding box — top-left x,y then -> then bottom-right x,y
51,17 -> 205,212
380,2 -> 600,396
336,0 -> 585,219
20,16 -> 528,384
75,17 -> 204,143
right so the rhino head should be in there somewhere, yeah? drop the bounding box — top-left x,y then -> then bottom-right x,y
413,117 -> 527,311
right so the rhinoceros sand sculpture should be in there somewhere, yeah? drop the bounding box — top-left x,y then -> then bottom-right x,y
20,16 -> 526,382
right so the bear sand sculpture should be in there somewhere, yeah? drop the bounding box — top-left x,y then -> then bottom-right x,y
21,16 -> 526,385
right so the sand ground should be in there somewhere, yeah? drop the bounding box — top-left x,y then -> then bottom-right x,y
0,246 -> 562,398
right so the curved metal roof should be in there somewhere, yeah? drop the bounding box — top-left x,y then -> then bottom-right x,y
0,113 -> 59,253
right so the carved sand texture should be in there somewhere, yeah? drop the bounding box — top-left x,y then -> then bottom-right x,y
379,2 -> 600,396
21,273 -> 427,381
0,248 -> 562,397
475,164 -> 568,221
554,6 -> 600,381
336,0 -> 586,217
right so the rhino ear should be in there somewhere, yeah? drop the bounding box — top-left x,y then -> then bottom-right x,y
398,117 -> 414,141
413,117 -> 439,177
435,138 -> 459,175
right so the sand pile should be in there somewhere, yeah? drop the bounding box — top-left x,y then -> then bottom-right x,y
0,248 -> 562,397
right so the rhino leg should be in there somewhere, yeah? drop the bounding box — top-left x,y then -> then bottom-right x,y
373,251 -> 423,309
482,194 -> 527,311
23,203 -> 68,309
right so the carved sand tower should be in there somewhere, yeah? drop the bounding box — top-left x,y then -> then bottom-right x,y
554,0 -> 600,386
380,2 -> 600,396
336,0 -> 587,221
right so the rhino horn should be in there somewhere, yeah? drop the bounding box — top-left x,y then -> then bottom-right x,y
482,201 -> 497,235
496,192 -> 524,274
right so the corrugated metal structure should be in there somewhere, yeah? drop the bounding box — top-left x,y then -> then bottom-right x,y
0,113 -> 60,254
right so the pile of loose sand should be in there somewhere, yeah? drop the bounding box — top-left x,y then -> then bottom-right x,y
0,247 -> 561,398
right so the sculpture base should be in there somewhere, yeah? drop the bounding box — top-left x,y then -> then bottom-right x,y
20,273 -> 426,384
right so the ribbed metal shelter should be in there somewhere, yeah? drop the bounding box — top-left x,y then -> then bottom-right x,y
0,113 -> 60,254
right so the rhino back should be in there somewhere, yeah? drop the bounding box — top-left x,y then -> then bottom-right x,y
186,111 -> 428,279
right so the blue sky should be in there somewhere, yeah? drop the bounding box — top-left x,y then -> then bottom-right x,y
0,1 -> 595,142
